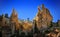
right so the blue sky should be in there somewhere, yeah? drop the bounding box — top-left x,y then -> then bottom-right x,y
0,0 -> 60,22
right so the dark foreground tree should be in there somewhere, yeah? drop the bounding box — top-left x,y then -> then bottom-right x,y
0,31 -> 2,37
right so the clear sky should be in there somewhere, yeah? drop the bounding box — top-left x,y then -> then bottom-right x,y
0,0 -> 60,22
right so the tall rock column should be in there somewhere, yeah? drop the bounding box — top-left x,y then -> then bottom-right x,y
33,6 -> 42,30
10,9 -> 20,30
34,4 -> 53,30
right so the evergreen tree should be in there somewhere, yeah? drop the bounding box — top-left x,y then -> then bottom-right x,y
33,20 -> 39,34
5,14 -> 8,18
49,22 -> 53,28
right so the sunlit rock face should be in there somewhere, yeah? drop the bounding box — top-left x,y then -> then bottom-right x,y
10,9 -> 33,31
46,32 -> 56,37
46,28 -> 60,37
0,4 -> 53,31
10,9 -> 20,30
34,4 -> 53,30
22,21 -> 33,32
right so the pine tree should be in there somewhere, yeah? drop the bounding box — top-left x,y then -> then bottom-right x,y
33,20 -> 38,33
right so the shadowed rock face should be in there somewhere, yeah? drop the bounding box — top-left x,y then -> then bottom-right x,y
34,4 -> 53,30
58,20 -> 60,26
0,14 -> 8,26
22,21 -> 33,31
